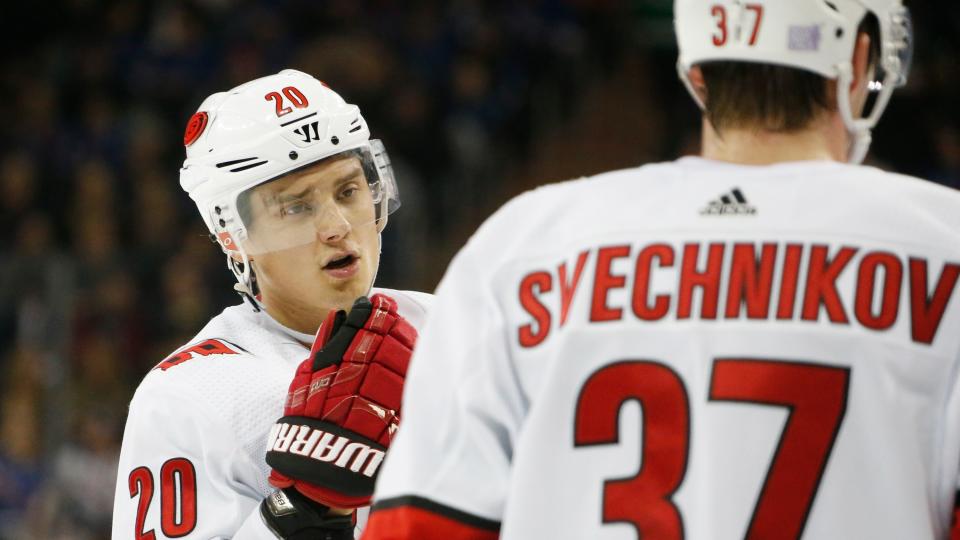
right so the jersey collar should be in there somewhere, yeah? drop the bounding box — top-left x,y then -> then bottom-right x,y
256,307 -> 316,347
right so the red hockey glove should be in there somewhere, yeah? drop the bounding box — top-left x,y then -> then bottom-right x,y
266,294 -> 417,509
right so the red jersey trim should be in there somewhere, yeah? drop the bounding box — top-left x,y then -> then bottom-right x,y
950,491 -> 960,540
363,496 -> 500,540
153,338 -> 246,371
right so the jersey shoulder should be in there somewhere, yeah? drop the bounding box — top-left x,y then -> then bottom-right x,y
500,162 -> 668,214
475,160 -> 960,252
370,288 -> 434,330
786,164 -> 960,247
457,162 -> 669,265
132,303 -> 297,416
147,304 -> 264,375
485,160 -> 673,224
850,165 -> 960,214
126,304 -> 301,464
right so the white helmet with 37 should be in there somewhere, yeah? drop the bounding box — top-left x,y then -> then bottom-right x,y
674,0 -> 913,164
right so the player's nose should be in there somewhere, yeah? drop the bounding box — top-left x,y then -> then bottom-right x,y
313,204 -> 351,243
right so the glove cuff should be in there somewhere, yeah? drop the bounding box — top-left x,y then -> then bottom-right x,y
266,416 -> 386,503
260,489 -> 353,540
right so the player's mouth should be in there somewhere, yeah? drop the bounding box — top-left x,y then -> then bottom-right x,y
322,251 -> 360,279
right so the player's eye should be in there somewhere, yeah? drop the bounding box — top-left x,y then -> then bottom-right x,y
280,200 -> 312,217
339,186 -> 358,201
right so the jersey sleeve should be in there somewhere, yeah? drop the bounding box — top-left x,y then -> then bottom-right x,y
112,376 -> 276,539
363,239 -> 523,540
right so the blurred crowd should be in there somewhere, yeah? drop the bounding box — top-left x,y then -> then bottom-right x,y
0,1 -> 957,538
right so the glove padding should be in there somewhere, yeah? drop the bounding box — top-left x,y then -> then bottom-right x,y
267,294 -> 416,509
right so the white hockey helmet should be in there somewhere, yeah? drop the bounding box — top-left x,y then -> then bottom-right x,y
179,69 -> 399,299
675,0 -> 913,163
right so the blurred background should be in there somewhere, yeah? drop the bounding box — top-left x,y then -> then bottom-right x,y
0,0 -> 956,538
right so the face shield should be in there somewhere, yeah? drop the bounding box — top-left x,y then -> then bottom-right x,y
865,6 -> 914,97
232,140 -> 399,256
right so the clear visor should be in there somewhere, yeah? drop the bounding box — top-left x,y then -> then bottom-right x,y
869,7 -> 913,92
236,141 -> 399,255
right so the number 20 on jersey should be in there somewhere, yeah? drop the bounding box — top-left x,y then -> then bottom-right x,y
128,458 -> 198,539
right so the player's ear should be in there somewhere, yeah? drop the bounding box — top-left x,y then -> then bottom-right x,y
848,32 -> 874,117
688,66 -> 708,106
851,32 -> 873,90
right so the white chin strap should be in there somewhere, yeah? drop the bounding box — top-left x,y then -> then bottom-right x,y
836,64 -> 871,165
365,209 -> 388,295
836,62 -> 898,165
366,233 -> 382,295
227,246 -> 262,311
847,129 -> 872,166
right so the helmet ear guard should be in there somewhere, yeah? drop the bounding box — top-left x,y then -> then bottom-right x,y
674,0 -> 913,164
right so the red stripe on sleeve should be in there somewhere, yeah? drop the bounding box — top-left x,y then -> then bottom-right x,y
951,506 -> 960,540
361,505 -> 499,540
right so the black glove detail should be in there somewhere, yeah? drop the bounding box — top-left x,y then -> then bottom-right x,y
312,296 -> 372,370
260,488 -> 354,540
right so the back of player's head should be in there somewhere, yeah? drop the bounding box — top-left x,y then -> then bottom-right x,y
698,13 -> 878,133
674,0 -> 913,163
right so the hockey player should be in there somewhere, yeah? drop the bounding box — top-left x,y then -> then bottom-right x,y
363,1 -> 960,539
112,70 -> 431,539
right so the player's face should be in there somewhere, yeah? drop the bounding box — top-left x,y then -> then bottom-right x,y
246,155 -> 381,332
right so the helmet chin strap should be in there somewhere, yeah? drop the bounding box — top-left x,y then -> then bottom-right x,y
366,233 -> 382,295
847,128 -> 872,166
228,247 -> 263,312
365,199 -> 389,295
836,64 -> 869,165
836,62 -> 898,165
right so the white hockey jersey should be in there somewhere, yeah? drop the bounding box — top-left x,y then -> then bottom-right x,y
365,158 -> 960,540
112,288 -> 432,540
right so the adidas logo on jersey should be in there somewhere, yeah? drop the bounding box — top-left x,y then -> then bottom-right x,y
701,188 -> 757,216
268,421 -> 385,477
